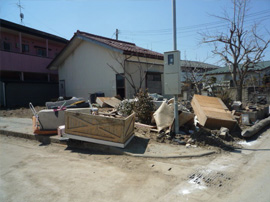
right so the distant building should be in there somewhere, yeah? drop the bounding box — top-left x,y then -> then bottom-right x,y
205,61 -> 270,87
0,19 -> 68,107
181,60 -> 219,82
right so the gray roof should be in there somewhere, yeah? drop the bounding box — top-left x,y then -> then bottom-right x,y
181,60 -> 219,69
205,61 -> 270,75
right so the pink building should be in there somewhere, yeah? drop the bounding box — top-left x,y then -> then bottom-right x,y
0,19 -> 68,107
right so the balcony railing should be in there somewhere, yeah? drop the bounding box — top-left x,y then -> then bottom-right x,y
0,50 -> 57,74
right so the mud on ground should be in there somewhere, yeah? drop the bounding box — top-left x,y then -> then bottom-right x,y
0,106 -> 46,118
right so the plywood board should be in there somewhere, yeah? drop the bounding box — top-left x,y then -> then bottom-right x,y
104,97 -> 121,108
191,94 -> 236,130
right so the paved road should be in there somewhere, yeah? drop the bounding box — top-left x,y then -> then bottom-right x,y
1,128 -> 270,202
160,128 -> 270,202
220,132 -> 270,202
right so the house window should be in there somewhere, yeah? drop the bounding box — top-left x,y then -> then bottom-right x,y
116,74 -> 125,99
146,72 -> 162,94
153,74 -> 161,81
37,48 -> 46,57
3,41 -> 11,51
22,44 -> 29,52
147,73 -> 161,81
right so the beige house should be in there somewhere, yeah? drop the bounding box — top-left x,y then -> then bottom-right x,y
48,31 -> 164,100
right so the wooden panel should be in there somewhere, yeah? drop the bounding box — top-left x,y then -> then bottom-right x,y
123,114 -> 135,142
65,110 -> 135,144
96,97 -> 110,107
104,97 -> 121,108
191,95 -> 236,130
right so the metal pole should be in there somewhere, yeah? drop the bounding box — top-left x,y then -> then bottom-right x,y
172,0 -> 179,134
116,29 -> 119,40
173,0 -> 177,50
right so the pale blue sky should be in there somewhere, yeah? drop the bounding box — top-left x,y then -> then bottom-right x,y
1,0 -> 270,65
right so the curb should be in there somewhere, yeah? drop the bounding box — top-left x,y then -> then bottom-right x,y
0,129 -> 216,158
123,151 -> 216,158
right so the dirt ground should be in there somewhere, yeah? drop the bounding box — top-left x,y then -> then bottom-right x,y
1,128 -> 270,202
0,106 -> 46,118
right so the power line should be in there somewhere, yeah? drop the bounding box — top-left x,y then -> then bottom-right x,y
120,9 -> 270,36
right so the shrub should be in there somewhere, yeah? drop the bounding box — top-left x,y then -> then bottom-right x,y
134,89 -> 155,124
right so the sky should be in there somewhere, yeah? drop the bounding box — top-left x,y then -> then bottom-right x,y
1,0 -> 270,66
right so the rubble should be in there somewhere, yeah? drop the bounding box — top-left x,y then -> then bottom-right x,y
46,97 -> 88,109
219,127 -> 229,140
6,90 -> 266,151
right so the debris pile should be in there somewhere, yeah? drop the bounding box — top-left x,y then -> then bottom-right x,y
28,89 -> 269,151
132,93 -> 269,151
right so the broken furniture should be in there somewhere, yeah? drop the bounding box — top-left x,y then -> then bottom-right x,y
64,109 -> 135,148
191,95 -> 237,130
36,109 -> 66,130
29,102 -> 62,135
30,102 -> 90,135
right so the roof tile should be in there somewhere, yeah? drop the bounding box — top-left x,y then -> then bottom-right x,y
76,30 -> 163,60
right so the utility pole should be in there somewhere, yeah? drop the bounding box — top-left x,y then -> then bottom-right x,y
172,0 -> 179,134
116,29 -> 119,40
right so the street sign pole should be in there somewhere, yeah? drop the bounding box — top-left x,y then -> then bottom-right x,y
172,0 -> 179,134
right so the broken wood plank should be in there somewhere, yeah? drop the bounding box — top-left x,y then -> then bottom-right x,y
135,122 -> 157,129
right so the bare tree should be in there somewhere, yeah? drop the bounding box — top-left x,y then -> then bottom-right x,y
182,59 -> 214,95
202,0 -> 270,101
107,51 -> 154,96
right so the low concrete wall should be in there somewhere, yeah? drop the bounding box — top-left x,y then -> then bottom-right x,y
0,82 -> 4,107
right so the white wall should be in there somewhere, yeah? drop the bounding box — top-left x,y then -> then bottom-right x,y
58,41 -> 124,100
58,40 -> 164,100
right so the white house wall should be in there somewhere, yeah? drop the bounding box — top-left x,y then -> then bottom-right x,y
58,41 -> 124,100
